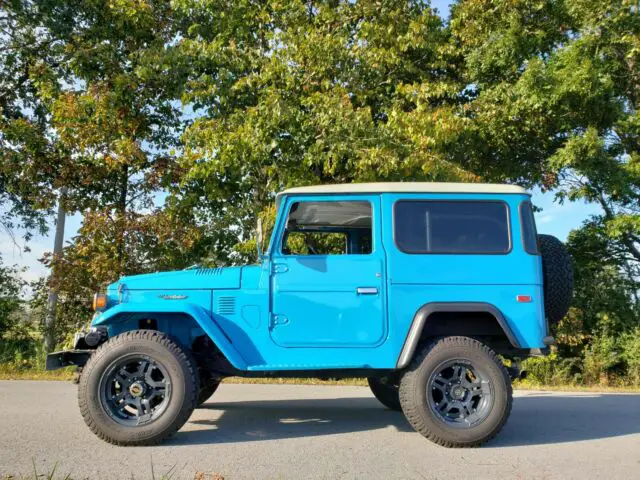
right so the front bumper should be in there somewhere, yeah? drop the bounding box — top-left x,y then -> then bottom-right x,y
46,350 -> 93,371
46,327 -> 109,370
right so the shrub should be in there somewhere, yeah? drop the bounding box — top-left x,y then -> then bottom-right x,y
582,331 -> 622,385
521,353 -> 582,386
621,328 -> 640,386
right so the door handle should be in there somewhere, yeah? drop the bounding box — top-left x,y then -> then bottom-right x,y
356,287 -> 378,295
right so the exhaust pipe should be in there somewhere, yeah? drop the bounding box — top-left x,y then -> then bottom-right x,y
506,363 -> 527,382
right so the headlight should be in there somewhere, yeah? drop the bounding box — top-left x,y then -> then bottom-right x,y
92,293 -> 107,311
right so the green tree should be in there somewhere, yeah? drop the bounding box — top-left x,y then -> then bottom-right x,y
0,0 -> 637,384
0,259 -> 25,339
451,0 -> 640,281
168,0 -> 474,262
0,1 -> 58,241
2,1 -> 203,348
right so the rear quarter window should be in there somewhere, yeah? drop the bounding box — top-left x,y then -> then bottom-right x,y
393,200 -> 511,254
519,201 -> 540,255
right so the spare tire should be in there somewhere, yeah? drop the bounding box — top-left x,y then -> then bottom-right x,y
538,234 -> 573,323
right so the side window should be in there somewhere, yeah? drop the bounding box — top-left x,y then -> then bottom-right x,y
519,201 -> 540,255
281,201 -> 372,256
284,231 -> 348,255
394,201 -> 510,254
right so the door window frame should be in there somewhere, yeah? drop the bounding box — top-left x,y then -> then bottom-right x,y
274,196 -> 377,258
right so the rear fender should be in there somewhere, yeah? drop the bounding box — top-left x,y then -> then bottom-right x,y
396,302 -> 521,369
92,302 -> 248,370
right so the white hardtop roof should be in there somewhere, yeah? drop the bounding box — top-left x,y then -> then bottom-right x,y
276,182 -> 528,205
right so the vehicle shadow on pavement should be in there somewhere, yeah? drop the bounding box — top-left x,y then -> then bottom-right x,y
491,393 -> 640,447
171,397 -> 412,445
170,392 -> 640,447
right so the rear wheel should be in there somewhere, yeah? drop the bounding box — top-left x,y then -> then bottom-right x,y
78,330 -> 198,446
399,336 -> 512,448
368,376 -> 402,411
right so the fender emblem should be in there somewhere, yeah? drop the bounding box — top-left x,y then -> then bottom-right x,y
158,294 -> 188,300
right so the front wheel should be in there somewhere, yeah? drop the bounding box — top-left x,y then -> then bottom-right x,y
78,330 -> 198,446
399,336 -> 512,448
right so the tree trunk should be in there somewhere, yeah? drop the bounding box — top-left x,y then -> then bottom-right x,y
44,190 -> 66,353
115,166 -> 128,275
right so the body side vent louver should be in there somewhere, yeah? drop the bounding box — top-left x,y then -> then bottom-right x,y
216,296 -> 236,315
196,268 -> 223,276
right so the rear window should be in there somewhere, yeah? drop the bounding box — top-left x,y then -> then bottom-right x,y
394,201 -> 511,254
519,201 -> 539,255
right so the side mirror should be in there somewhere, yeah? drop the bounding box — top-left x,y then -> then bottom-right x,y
256,218 -> 264,259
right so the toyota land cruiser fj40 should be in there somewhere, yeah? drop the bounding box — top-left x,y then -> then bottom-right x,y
47,182 -> 573,447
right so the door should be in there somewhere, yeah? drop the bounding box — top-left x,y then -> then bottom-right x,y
270,196 -> 386,347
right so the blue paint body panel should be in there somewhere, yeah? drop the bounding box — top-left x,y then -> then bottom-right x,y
93,190 -> 547,372
115,267 -> 242,291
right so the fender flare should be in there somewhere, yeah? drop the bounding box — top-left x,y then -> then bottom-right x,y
396,302 -> 521,369
92,302 -> 248,370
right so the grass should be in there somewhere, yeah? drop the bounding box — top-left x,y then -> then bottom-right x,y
0,364 -> 75,381
2,459 -> 225,480
513,379 -> 640,393
1,365 -> 639,391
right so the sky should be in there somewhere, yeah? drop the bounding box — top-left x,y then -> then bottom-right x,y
431,0 -> 455,16
0,0 -> 603,285
0,191 -> 603,285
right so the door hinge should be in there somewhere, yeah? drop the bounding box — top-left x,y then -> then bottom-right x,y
272,263 -> 289,274
270,314 -> 289,328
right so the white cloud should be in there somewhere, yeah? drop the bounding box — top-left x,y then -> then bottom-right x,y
536,214 -> 554,225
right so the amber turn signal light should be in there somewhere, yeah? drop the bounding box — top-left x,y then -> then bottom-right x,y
92,293 -> 107,311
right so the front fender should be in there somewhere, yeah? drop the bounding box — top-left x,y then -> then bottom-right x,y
92,302 -> 248,370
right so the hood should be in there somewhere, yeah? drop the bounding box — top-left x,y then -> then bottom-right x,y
109,266 -> 243,291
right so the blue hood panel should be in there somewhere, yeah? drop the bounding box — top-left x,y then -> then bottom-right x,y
114,267 -> 242,291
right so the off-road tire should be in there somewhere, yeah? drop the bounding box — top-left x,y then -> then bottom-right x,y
399,336 -> 512,448
368,376 -> 402,411
538,234 -> 574,324
78,330 -> 198,446
197,371 -> 220,406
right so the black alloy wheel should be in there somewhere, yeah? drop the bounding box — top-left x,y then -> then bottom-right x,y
427,360 -> 493,428
99,355 -> 172,426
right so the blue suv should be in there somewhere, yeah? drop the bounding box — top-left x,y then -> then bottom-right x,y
47,182 -> 573,447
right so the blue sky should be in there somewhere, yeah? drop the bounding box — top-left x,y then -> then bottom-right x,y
0,0 -> 602,284
0,191 -> 602,285
431,0 -> 454,16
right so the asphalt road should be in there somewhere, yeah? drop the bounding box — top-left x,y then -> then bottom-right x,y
0,381 -> 639,480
